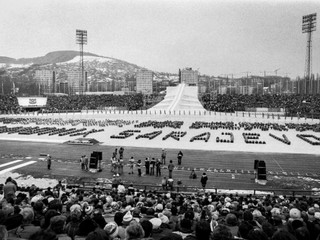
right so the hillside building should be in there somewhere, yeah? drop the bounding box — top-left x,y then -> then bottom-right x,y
136,69 -> 153,94
67,70 -> 87,94
180,68 -> 198,86
34,70 -> 56,94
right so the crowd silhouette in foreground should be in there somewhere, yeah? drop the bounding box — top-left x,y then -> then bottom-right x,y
1,175 -> 320,240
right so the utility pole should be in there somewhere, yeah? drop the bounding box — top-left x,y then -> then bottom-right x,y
243,72 -> 250,95
76,29 -> 88,95
302,13 -> 317,95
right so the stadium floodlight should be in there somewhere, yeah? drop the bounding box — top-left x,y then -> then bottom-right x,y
76,29 -> 88,94
302,13 -> 316,95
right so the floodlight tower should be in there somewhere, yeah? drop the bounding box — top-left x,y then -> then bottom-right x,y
76,29 -> 87,94
302,13 -> 316,95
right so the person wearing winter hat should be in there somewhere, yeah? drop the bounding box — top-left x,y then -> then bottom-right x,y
122,211 -> 133,225
125,221 -> 145,240
49,215 -> 71,240
307,207 -> 316,221
156,213 -> 173,238
15,207 -> 41,239
289,208 -> 302,222
149,217 -> 169,239
155,204 -> 163,212
173,218 -> 193,238
65,209 -> 82,240
140,220 -> 153,238
149,217 -> 162,230
70,204 -> 82,214
225,213 -> 239,238
190,220 -> 211,240
140,208 -> 155,222
132,208 -> 141,223
200,173 -> 208,190
92,214 -> 107,230
104,222 -> 119,239
85,205 -> 94,216
158,213 -> 169,225
75,218 -> 97,239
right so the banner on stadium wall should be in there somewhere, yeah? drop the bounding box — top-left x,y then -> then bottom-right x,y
17,97 -> 47,108
256,108 -> 269,112
245,107 -> 285,113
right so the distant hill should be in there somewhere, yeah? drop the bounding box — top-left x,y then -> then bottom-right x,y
0,50 -> 178,96
0,51 -> 99,65
0,56 -> 17,64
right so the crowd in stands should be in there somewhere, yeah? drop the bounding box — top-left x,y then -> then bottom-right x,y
1,93 -> 320,117
201,94 -> 320,116
0,95 -> 20,113
46,95 -> 144,112
1,175 -> 320,240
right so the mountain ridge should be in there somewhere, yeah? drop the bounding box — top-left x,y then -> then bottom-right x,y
0,50 -> 100,65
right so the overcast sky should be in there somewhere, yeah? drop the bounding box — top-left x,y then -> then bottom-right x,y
1,0 -> 319,78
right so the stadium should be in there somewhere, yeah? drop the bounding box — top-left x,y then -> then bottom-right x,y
1,2 -> 320,240
1,81 -> 320,239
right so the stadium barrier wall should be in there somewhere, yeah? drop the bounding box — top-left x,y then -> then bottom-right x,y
73,181 -> 319,197
2,109 -> 320,124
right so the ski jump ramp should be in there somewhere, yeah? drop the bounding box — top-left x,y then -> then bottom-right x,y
150,83 -> 207,111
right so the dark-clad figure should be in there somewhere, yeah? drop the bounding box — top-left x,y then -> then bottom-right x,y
4,177 -> 17,200
161,149 -> 167,165
168,160 -> 174,178
156,159 -> 161,177
46,154 -> 52,170
145,157 -> 150,175
200,173 -> 208,190
189,169 -> 197,179
84,155 -> 89,171
137,159 -> 142,177
119,147 -> 124,159
150,158 -> 156,175
177,151 -> 183,165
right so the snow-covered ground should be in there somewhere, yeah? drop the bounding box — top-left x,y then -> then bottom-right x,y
0,84 -> 319,191
0,110 -> 319,155
0,171 -> 58,189
60,55 -> 114,64
151,84 -> 206,111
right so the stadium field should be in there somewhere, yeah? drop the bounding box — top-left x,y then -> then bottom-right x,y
0,139 -> 319,193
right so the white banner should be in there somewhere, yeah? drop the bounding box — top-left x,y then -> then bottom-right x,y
17,97 -> 47,107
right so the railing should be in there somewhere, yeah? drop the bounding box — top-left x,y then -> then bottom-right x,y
77,181 -> 319,198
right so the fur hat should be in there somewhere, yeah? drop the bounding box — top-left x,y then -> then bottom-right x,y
104,222 -> 119,238
50,215 -> 67,228
158,213 -> 169,224
85,205 -> 94,215
252,209 -> 262,218
289,208 -> 302,221
155,204 -> 163,211
122,211 -> 133,225
162,209 -> 172,218
149,217 -> 162,229
271,207 -> 281,217
70,204 -> 81,213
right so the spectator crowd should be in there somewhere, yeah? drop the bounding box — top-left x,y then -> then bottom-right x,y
201,94 -> 320,117
1,175 -> 320,240
1,94 -> 320,117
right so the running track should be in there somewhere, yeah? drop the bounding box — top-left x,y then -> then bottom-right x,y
0,140 -> 319,191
